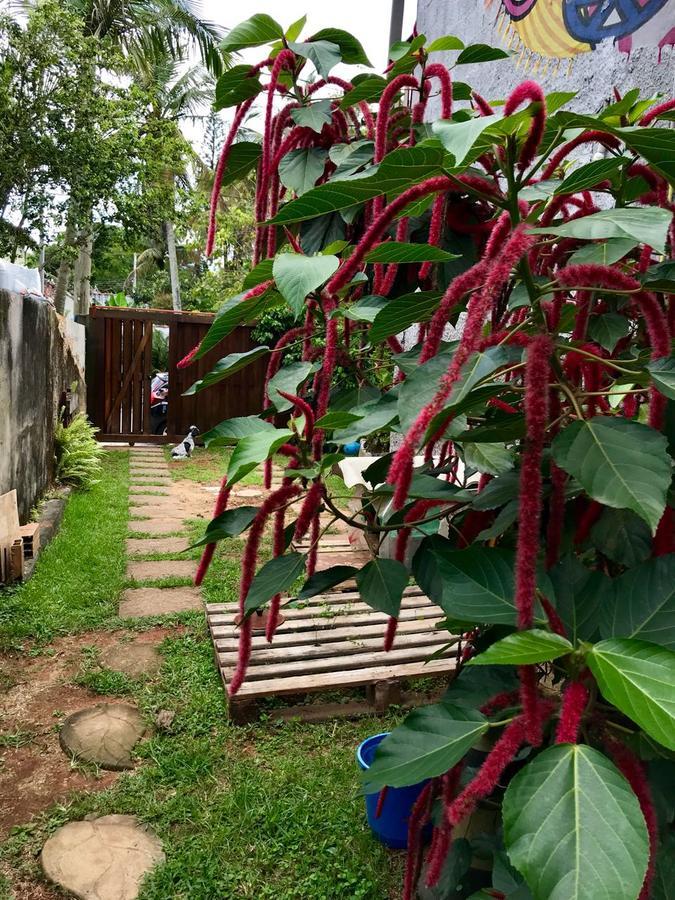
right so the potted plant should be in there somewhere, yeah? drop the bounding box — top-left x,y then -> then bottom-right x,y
185,15 -> 675,898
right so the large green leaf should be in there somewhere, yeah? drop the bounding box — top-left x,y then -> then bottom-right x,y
267,361 -> 316,412
298,565 -> 358,600
214,66 -> 263,110
468,629 -> 573,666
447,346 -> 520,407
183,347 -> 269,395
278,148 -> 328,196
586,638 -> 675,750
616,126 -> 675,186
567,237 -> 638,267
548,557 -> 609,643
272,253 -> 340,317
290,99 -> 333,134
191,507 -> 258,548
554,157 -> 626,195
343,294 -> 388,323
551,417 -> 670,533
443,665 -> 520,708
308,28 -> 372,65
365,243 -> 456,264
197,287 -> 274,358
504,745 -> 649,900
362,703 -> 488,792
461,442 -> 515,476
355,558 -> 409,617
332,393 -> 398,444
244,552 -> 306,614
648,358 -> 675,401
398,347 -> 454,432
369,291 -> 442,344
432,114 -> 500,166
340,74 -> 388,109
202,416 -> 276,448
218,141 -> 262,190
532,207 -> 673,255
220,14 -> 284,52
601,556 -> 675,650
227,429 -> 293,487
640,259 -> 675,293
456,43 -> 510,64
590,507 -> 652,567
426,34 -> 465,52
472,470 -> 520,510
587,313 -> 630,353
288,39 -> 341,78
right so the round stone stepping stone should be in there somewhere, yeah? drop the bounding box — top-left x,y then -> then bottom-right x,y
59,704 -> 145,770
42,814 -> 165,900
99,643 -> 161,678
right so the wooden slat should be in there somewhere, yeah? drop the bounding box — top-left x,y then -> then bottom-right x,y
233,658 -> 455,699
206,585 -> 425,614
210,607 -> 441,636
208,596 -> 434,624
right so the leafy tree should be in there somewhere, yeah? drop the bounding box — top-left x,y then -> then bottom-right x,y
185,16 -> 675,900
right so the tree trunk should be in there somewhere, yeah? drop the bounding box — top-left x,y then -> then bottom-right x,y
165,220 -> 181,311
73,227 -> 93,316
54,220 -> 77,315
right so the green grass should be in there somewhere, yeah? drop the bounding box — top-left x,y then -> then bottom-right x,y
0,452 -> 130,648
166,446 -> 262,486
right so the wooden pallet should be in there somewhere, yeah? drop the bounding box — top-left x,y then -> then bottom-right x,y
206,586 -> 455,723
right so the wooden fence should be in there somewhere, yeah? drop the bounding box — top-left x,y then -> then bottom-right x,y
85,306 -> 267,444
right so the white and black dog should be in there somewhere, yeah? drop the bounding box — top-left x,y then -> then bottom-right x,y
171,425 -> 200,459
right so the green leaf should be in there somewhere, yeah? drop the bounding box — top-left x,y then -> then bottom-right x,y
590,507 -> 652,567
288,40 -> 341,78
374,474 -> 472,502
219,141 -> 262,189
362,703 -> 488,792
397,346 -> 455,433
197,287 -> 273,358
202,416 -> 276,448
432,113 -> 500,166
587,313 -> 631,352
309,27 -> 371,65
227,429 -> 293,487
600,556 -> 675,650
191,507 -> 258,548
298,565 -> 358,600
555,157 -> 626,194
315,411 -> 362,430
435,546 -> 522,626
616,125 -> 675,187
454,416 -> 526,444
343,294 -> 388,323
448,346 -> 521,407
369,291 -> 442,344
272,253 -> 340,317
472,470 -> 520,510
456,44 -> 510,64
221,14 -> 284,52
504,745 -> 649,900
183,347 -> 269,395
468,629 -> 573,666
461,442 -> 515,476
648,358 -> 675,401
300,212 -> 346,254
365,243 -> 456,264
278,148 -> 328,196
532,207 -> 673,255
568,237 -> 638,267
330,140 -> 375,179
285,14 -> 306,42
267,361 -> 315,412
290,99 -> 333,133
640,259 -> 675,292
242,258 -> 274,290
652,833 -> 675,900
355,558 -> 409,617
340,74 -> 388,109
426,35 -> 465,52
214,66 -> 262,110
244,552 -> 306,614
587,639 -> 675,750
333,393 -> 398,444
549,557 -> 608,643
551,416 -> 670,533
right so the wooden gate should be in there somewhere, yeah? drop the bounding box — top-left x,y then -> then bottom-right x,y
85,306 -> 267,443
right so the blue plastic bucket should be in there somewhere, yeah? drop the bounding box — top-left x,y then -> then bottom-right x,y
356,732 -> 430,850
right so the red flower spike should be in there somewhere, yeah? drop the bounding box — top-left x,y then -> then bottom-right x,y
540,596 -> 567,638
503,81 -> 546,171
375,74 -> 419,163
307,513 -> 320,576
471,90 -> 494,116
540,131 -> 621,181
425,828 -> 451,888
276,390 -> 315,440
519,665 -> 545,746
480,691 -> 520,717
419,194 -> 446,281
639,97 -> 675,125
383,615 -> 398,652
177,343 -> 199,370
293,481 -> 324,542
424,64 -> 453,119
194,476 -> 232,587
403,780 -> 435,900
266,504 -> 287,643
555,680 -> 589,744
574,499 -> 602,546
653,506 -> 675,557
374,786 -> 388,819
228,612 -> 252,696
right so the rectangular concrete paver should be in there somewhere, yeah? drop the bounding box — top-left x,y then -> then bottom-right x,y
127,560 -> 196,581
127,537 -> 189,555
119,586 -> 203,618
128,519 -> 184,535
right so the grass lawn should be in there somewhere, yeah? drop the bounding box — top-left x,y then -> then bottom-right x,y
0,449 -> 403,899
166,446 -> 262,486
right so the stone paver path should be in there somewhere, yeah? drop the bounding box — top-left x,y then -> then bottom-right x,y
126,537 -> 186,555
60,704 -> 145,770
41,815 -> 165,900
99,642 -> 161,677
120,587 -> 203,618
127,560 -> 196,581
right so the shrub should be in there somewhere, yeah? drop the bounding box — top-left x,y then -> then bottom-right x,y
54,413 -> 105,489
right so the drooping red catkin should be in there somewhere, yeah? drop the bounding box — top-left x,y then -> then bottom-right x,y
605,738 -> 658,900
325,176 -> 452,296
480,691 -> 520,717
503,81 -> 546,171
228,615 -> 252,697
426,765 -> 464,887
541,596 -> 567,638
390,226 -> 534,508
447,717 -> 527,826
516,335 -> 552,628
316,311 -> 338,419
194,476 -> 232,587
375,74 -> 419,162
294,481 -> 324,541
207,97 -> 256,256
540,130 -> 621,180
403,780 -> 435,900
472,90 -> 494,116
519,664 -> 545,746
420,259 -> 489,363
383,616 -> 398,652
419,194 -> 446,281
177,343 -> 199,369
266,500 -> 289,643
653,506 -> 675,556
374,786 -> 388,818
276,390 -> 315,439
424,63 -> 452,119
555,680 -> 589,743
574,499 -> 602,545
639,97 -> 675,125
306,512 -> 320,576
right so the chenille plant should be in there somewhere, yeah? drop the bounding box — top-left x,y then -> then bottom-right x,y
182,14 -> 675,899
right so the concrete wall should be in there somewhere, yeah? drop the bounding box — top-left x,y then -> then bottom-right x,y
0,291 -> 86,521
417,0 -> 674,116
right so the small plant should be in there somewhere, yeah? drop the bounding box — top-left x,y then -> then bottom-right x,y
54,413 -> 105,489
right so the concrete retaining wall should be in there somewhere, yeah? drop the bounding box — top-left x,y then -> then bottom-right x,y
0,290 -> 86,520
